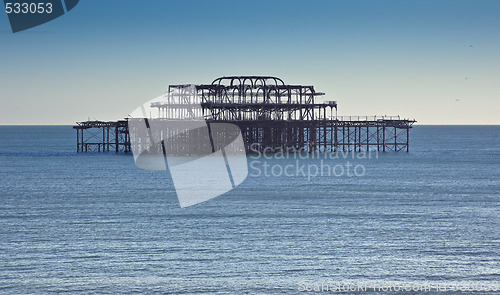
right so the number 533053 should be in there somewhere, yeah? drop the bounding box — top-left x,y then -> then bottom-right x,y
5,2 -> 53,14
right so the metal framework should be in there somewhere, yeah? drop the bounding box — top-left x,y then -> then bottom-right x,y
74,76 -> 415,153
73,120 -> 130,152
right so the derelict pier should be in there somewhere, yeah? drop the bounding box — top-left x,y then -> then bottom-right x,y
73,76 -> 415,153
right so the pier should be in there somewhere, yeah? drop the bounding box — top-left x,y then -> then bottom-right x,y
74,76 -> 415,153
73,120 -> 130,153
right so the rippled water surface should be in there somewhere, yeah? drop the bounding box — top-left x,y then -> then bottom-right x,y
0,125 -> 499,294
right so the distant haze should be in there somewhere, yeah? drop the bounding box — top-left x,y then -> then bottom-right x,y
1,0 -> 499,125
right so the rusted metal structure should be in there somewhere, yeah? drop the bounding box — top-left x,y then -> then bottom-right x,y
73,120 -> 130,152
74,76 -> 415,153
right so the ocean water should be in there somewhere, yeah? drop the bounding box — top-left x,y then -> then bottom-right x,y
0,125 -> 499,294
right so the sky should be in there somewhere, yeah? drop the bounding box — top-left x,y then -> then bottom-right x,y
0,0 -> 499,125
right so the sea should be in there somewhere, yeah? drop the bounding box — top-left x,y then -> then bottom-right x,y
0,125 -> 499,294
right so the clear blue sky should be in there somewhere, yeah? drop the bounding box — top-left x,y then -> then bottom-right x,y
1,0 -> 499,124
